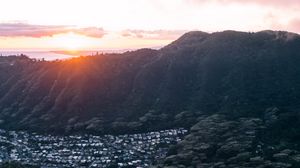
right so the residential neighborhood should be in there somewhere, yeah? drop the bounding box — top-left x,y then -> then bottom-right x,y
0,128 -> 187,167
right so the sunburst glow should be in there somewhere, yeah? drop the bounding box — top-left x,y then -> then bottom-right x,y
50,32 -> 93,51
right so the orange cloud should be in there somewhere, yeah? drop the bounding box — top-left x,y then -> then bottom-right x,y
73,27 -> 106,38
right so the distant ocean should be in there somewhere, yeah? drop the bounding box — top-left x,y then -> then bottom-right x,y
0,49 -> 134,61
0,51 -> 77,61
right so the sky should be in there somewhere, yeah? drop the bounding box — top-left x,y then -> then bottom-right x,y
0,0 -> 299,51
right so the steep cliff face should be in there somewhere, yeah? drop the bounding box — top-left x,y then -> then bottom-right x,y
0,30 -> 300,135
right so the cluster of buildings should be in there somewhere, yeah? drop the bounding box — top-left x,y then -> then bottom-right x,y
0,128 -> 187,167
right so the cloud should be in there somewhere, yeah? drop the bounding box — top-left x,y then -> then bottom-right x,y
289,19 -> 300,32
73,27 -> 105,38
263,13 -> 300,33
187,0 -> 300,8
0,23 -> 106,38
121,30 -> 187,40
240,0 -> 299,8
0,23 -> 185,40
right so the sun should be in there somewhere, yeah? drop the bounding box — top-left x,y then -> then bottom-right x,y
51,32 -> 93,51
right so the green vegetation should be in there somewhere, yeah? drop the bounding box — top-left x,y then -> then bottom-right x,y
1,30 -> 300,167
0,30 -> 300,138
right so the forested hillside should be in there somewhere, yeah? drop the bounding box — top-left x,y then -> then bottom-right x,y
0,30 -> 300,137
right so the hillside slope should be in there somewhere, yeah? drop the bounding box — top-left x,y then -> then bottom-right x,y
0,30 -> 300,136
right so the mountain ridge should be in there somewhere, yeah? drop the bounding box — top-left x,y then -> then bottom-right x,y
0,30 -> 300,136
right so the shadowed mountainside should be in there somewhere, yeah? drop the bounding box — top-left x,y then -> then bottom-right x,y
0,30 -> 300,137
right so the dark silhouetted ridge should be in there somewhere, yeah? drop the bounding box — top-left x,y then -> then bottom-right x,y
0,30 -> 300,137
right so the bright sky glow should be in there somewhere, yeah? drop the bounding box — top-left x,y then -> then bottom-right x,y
0,0 -> 299,50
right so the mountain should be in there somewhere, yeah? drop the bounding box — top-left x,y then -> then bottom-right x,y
2,30 -> 300,167
0,30 -> 300,136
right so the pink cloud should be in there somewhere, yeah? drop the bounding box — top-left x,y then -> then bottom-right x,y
187,0 -> 300,7
0,23 -> 106,38
288,19 -> 300,33
242,0 -> 299,7
263,13 -> 300,33
121,30 -> 187,40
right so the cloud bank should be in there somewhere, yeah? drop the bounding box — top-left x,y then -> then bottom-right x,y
0,23 -> 187,41
0,23 -> 106,38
